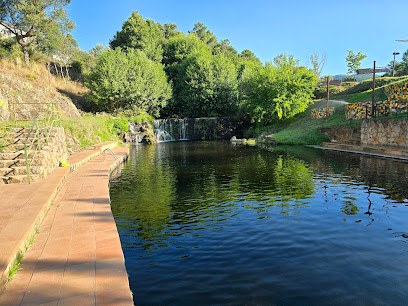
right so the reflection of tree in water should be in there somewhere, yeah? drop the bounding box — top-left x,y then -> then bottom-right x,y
110,145 -> 176,245
110,143 -> 315,246
341,197 -> 359,215
312,151 -> 408,203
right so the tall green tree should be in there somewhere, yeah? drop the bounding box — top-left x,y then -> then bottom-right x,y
85,48 -> 171,115
36,19 -> 64,79
163,23 -> 179,39
171,50 -> 239,117
345,50 -> 367,81
59,33 -> 78,79
242,54 -> 317,124
110,11 -> 164,62
0,0 -> 74,65
190,22 -> 217,48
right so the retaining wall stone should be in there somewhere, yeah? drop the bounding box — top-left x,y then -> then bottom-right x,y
361,119 -> 408,147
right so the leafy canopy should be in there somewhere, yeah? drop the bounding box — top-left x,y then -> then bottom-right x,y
85,48 -> 171,116
241,54 -> 317,124
345,50 -> 367,77
0,0 -> 74,65
110,11 -> 164,62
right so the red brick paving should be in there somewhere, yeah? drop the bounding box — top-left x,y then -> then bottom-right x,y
0,146 -> 133,305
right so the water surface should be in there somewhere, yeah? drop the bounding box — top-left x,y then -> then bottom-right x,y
110,142 -> 408,305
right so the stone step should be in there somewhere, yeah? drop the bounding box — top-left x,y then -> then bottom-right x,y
0,159 -> 43,168
0,174 -> 41,184
0,151 -> 44,161
0,166 -> 44,177
1,143 -> 41,152
2,141 -> 51,152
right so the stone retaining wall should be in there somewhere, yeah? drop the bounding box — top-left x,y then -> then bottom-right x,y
42,127 -> 68,175
319,127 -> 360,143
361,119 -> 408,147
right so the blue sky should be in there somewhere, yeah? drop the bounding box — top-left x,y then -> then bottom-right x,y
68,0 -> 408,76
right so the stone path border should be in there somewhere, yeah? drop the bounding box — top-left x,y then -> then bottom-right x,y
0,142 -> 133,305
308,145 -> 408,162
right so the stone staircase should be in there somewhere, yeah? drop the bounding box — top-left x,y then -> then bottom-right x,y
0,127 -> 67,184
345,130 -> 361,145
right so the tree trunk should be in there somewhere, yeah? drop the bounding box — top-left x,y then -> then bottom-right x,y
16,36 -> 30,66
65,66 -> 70,80
23,47 -> 30,66
60,66 -> 65,79
53,62 -> 59,76
47,61 -> 51,81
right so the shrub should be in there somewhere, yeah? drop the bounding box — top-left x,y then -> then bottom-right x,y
85,48 -> 171,116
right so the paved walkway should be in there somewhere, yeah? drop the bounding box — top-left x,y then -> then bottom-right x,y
0,147 -> 133,305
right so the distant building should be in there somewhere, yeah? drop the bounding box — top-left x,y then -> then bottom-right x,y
0,22 -> 15,39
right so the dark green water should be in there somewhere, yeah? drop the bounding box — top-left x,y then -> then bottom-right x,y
110,142 -> 408,305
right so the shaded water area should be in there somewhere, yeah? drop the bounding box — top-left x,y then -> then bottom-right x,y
109,142 -> 408,305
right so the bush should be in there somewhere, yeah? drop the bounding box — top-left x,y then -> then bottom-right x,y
85,48 -> 172,115
241,54 -> 317,124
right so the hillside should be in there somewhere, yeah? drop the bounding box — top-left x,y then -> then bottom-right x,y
0,59 -> 121,154
0,59 -> 85,120
257,76 -> 408,145
333,76 -> 408,103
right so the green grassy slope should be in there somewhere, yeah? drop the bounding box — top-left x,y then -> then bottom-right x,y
334,76 -> 408,103
265,76 -> 408,145
268,100 -> 359,145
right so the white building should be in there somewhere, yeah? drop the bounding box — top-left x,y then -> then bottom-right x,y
0,22 -> 15,39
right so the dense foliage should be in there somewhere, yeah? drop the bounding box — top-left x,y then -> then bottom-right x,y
241,55 -> 317,124
110,11 -> 165,62
0,7 -> 319,126
85,48 -> 171,115
0,0 -> 74,65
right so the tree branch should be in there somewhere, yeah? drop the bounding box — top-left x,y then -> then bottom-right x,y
0,21 -> 17,34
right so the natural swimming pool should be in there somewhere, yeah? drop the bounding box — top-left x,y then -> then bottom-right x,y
110,142 -> 408,305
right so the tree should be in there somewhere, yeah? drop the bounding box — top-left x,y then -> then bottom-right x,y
169,49 -> 239,118
190,22 -> 217,47
386,49 -> 408,77
309,50 -> 326,78
0,0 -> 74,65
110,11 -> 164,62
345,50 -> 367,81
59,33 -> 78,79
85,48 -> 171,115
213,39 -> 237,56
89,44 -> 109,59
36,19 -> 65,79
241,54 -> 317,124
163,23 -> 179,39
239,49 -> 261,63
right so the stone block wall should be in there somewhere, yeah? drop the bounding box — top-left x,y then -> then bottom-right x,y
361,119 -> 408,147
42,127 -> 68,175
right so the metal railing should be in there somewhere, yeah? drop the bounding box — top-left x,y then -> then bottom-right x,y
102,148 -> 119,161
23,103 -> 60,183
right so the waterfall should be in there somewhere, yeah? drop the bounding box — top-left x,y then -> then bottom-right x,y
153,119 -> 188,142
179,119 -> 187,140
151,117 -> 239,142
